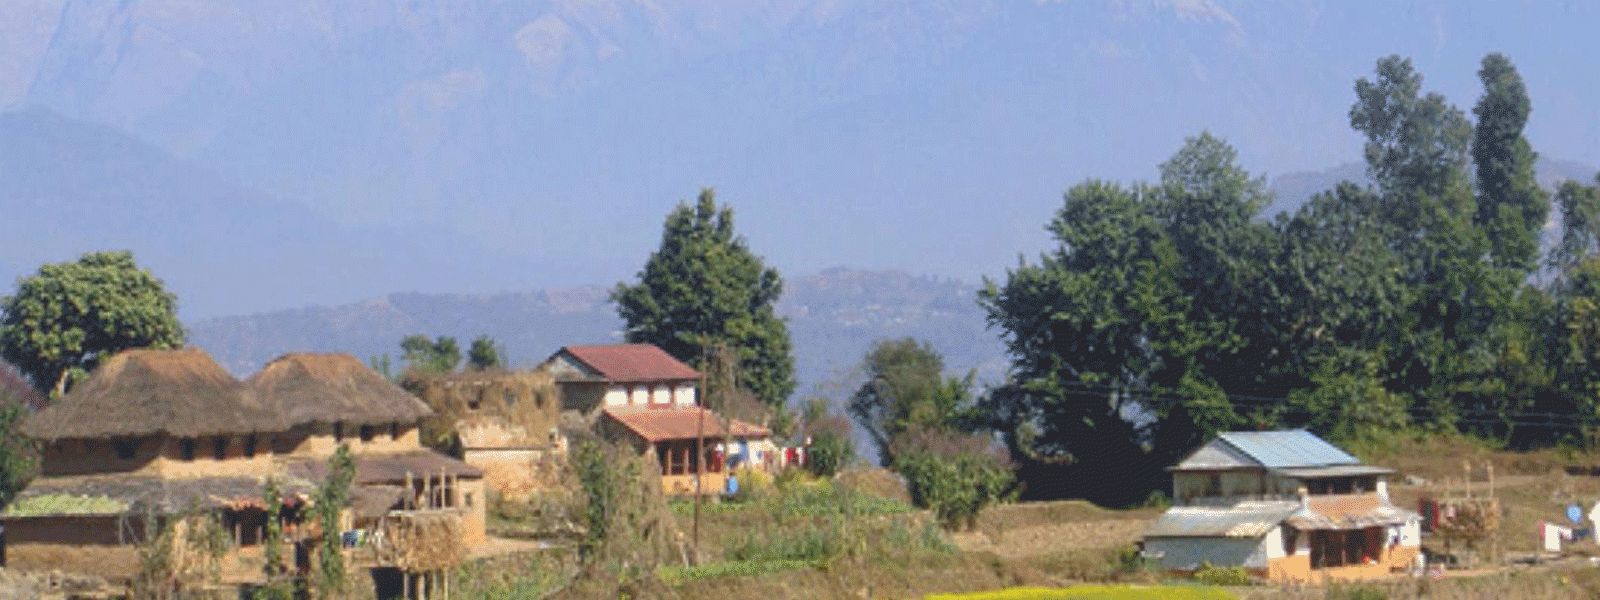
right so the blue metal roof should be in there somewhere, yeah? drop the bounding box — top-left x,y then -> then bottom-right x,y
1216,430 -> 1359,469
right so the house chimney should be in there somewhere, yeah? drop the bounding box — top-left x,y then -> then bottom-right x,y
1297,486 -> 1309,511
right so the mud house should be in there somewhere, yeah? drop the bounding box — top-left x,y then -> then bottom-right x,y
541,343 -> 778,494
1140,430 -> 1421,582
3,348 -> 486,588
404,368 -> 565,499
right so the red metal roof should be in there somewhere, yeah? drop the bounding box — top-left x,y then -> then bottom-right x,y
561,344 -> 700,382
603,406 -> 770,442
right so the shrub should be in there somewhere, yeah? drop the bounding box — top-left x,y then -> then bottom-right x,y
892,429 -> 1015,530
1192,562 -> 1250,586
807,426 -> 855,477
729,465 -> 775,503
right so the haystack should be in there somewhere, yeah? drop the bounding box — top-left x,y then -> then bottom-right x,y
249,353 -> 432,427
376,512 -> 467,572
22,347 -> 286,440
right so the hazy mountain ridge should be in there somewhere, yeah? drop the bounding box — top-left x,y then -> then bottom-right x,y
0,107 -> 554,317
1265,157 -> 1600,221
189,267 -> 1007,408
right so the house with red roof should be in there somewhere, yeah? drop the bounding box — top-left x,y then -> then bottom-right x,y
540,343 -> 776,496
542,343 -> 701,415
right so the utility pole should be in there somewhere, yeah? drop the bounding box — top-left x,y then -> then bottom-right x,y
692,342 -> 707,559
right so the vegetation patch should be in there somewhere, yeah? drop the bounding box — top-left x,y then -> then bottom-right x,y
657,559 -> 816,585
919,584 -> 1237,600
3,493 -> 127,516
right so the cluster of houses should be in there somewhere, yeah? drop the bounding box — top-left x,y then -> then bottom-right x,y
0,337 -> 1430,591
0,342 -> 785,593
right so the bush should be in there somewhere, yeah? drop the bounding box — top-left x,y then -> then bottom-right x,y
729,465 -> 775,503
892,429 -> 1015,530
1141,490 -> 1172,509
807,427 -> 855,477
1191,562 -> 1250,586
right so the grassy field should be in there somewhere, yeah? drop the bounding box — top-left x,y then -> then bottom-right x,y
466,433 -> 1600,600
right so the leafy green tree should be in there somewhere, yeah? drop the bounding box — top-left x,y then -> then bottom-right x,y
1550,175 -> 1600,278
313,444 -> 354,599
1473,53 -> 1549,275
978,133 -> 1281,503
400,334 -> 461,374
978,178 -> 1183,504
799,398 -> 856,477
612,188 -> 796,408
467,335 -> 503,371
893,430 -> 1014,531
0,251 -> 184,397
0,363 -> 39,508
0,394 -> 36,508
1348,55 -> 1503,428
848,338 -> 974,467
1269,183 -> 1411,435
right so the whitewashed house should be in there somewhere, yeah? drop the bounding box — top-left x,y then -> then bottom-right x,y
541,344 -> 700,414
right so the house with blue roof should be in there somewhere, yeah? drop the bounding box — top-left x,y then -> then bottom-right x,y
1141,430 -> 1421,582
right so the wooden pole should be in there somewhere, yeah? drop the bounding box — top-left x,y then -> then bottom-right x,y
693,343 -> 707,559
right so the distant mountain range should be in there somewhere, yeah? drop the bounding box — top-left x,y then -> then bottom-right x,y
1263,158 -> 1599,221
189,266 -> 1010,413
0,108 -> 556,317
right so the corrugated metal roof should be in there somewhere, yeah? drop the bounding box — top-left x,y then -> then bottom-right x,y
1217,430 -> 1359,468
557,344 -> 700,382
1142,501 -> 1299,538
1286,494 -> 1417,531
1272,465 -> 1394,478
603,406 -> 770,442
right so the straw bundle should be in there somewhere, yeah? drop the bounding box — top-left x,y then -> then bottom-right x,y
377,512 -> 467,572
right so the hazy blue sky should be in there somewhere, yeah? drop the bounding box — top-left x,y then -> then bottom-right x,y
2,0 -> 1597,317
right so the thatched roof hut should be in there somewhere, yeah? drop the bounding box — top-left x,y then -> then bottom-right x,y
249,353 -> 432,427
22,348 -> 286,441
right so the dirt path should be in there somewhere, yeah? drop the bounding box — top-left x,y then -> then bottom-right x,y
468,535 -> 552,559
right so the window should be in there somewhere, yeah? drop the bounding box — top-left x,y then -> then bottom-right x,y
1283,526 -> 1298,555
464,492 -> 474,508
114,439 -> 138,460
390,422 -> 400,440
1206,474 -> 1222,496
359,424 -> 375,443
468,391 -> 482,411
244,435 -> 258,458
333,422 -> 344,441
180,438 -> 196,461
213,437 -> 228,460
503,390 -> 516,407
